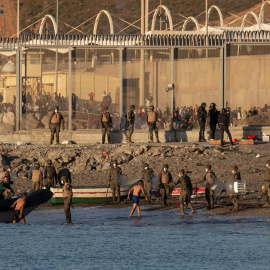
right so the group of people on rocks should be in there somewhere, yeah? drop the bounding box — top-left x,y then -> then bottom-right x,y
1,156 -> 270,222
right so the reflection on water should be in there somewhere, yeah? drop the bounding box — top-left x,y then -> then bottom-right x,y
2,207 -> 270,270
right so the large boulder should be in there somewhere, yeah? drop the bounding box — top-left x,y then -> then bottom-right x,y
3,112 -> 15,126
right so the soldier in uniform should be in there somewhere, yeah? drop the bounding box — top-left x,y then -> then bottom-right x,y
175,169 -> 195,215
209,103 -> 219,140
158,164 -> 173,206
197,102 -> 207,142
44,159 -> 57,189
218,108 -> 234,147
262,160 -> 270,208
108,159 -> 122,203
231,165 -> 241,211
29,163 -> 43,191
100,106 -> 112,144
141,163 -> 154,204
57,162 -> 71,186
49,106 -> 64,145
62,177 -> 73,224
197,164 -> 216,210
127,105 -> 135,143
146,105 -> 160,143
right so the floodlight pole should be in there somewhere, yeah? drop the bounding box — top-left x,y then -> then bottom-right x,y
140,0 -> 145,106
17,0 -> 19,38
55,0 -> 59,95
0,5 -> 5,39
262,0 -> 265,23
205,0 -> 208,57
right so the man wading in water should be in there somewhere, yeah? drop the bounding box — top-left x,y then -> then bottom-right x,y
127,180 -> 147,218
10,193 -> 27,224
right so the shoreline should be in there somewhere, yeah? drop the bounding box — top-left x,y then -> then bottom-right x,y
37,196 -> 270,217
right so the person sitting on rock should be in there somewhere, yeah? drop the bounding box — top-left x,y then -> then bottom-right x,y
0,176 -> 12,199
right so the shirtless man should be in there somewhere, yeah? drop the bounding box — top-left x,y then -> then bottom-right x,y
127,180 -> 147,218
10,193 -> 27,224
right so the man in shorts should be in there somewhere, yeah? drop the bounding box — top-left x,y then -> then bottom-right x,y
10,192 -> 28,224
127,180 -> 147,218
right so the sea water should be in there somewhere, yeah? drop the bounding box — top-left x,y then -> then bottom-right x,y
1,207 -> 270,270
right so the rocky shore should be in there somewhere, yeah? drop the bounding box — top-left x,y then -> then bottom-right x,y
0,142 -> 269,216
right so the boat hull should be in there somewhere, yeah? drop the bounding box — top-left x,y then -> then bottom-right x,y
0,189 -> 53,223
50,186 -> 132,204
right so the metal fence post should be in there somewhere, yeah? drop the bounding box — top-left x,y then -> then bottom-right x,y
171,47 -> 175,119
68,47 -> 72,130
16,49 -> 20,133
119,47 -> 123,128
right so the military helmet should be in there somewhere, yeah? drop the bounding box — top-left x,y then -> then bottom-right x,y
62,162 -> 67,167
163,164 -> 169,169
47,159 -> 52,165
201,102 -> 206,107
130,105 -> 135,110
103,106 -> 108,111
232,165 -> 238,171
34,163 -> 40,169
221,108 -> 227,114
210,103 -> 216,108
5,165 -> 11,170
54,105 -> 59,111
143,163 -> 149,167
149,105 -> 154,111
267,160 -> 270,165
179,169 -> 185,174
111,158 -> 118,164
205,164 -> 211,170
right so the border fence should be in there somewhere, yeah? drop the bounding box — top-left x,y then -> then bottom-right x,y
0,31 -> 269,134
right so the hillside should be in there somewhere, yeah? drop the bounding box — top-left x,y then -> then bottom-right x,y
0,0 -> 267,37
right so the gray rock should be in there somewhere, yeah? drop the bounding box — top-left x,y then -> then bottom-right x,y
47,150 -> 63,160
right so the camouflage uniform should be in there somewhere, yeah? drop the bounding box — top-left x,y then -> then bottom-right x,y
44,160 -> 57,188
147,106 -> 160,143
108,165 -> 122,203
175,171 -> 194,214
198,166 -> 216,210
100,107 -> 112,144
141,164 -> 154,203
127,105 -> 135,143
63,179 -> 73,224
29,164 -> 43,191
231,169 -> 241,211
49,108 -> 64,145
262,161 -> 270,207
158,165 -> 173,206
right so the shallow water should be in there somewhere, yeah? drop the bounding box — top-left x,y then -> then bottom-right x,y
2,206 -> 270,270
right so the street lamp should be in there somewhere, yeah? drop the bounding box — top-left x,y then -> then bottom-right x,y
0,5 -> 5,39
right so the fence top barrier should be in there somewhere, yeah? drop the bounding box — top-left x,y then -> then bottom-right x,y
1,31 -> 270,49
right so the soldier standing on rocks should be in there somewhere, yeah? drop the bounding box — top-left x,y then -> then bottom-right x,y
175,169 -> 195,216
108,159 -> 122,203
58,162 -> 71,186
262,160 -> 270,208
62,177 -> 73,224
146,105 -> 160,143
127,105 -> 135,143
29,163 -> 43,191
231,165 -> 241,211
100,106 -> 112,144
158,164 -> 173,206
197,164 -> 216,210
209,103 -> 219,140
44,160 -> 57,189
141,163 -> 154,204
49,106 -> 64,145
218,108 -> 234,147
198,102 -> 207,142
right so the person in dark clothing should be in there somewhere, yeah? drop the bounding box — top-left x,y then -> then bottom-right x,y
58,162 -> 71,186
218,108 -> 234,147
44,159 -> 57,188
100,106 -> 112,144
209,103 -> 219,140
127,105 -> 135,143
197,102 -> 207,142
71,93 -> 78,111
